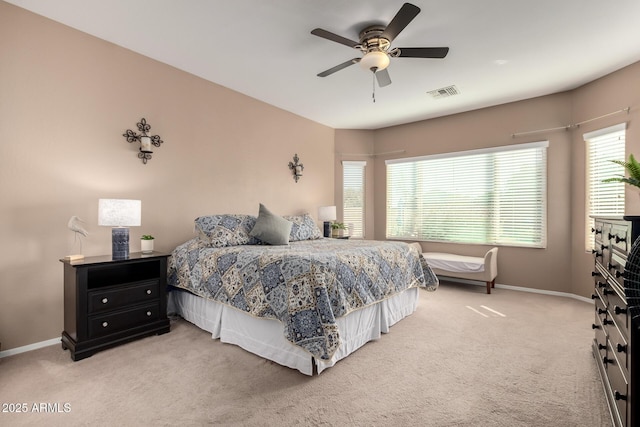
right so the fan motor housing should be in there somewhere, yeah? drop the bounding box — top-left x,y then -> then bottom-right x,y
359,26 -> 391,52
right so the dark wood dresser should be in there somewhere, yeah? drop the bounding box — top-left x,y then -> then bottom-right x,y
592,216 -> 640,427
61,252 -> 170,361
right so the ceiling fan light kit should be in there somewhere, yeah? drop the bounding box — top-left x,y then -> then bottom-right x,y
360,50 -> 390,72
311,2 -> 450,100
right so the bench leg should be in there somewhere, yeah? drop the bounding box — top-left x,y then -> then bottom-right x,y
485,280 -> 495,294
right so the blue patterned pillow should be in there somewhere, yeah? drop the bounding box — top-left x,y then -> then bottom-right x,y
283,213 -> 322,241
194,214 -> 260,247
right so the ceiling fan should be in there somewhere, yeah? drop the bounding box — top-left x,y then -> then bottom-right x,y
311,2 -> 449,88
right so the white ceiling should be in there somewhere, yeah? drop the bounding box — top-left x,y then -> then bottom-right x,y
7,0 -> 640,129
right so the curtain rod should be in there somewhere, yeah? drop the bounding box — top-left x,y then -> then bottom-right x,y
336,149 -> 406,157
511,107 -> 630,138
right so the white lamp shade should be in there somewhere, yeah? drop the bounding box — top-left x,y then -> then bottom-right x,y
98,199 -> 141,227
318,206 -> 337,222
359,51 -> 390,71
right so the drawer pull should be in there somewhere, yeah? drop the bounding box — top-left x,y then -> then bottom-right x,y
591,294 -> 598,300
598,343 -> 607,350
146,289 -> 152,295
102,298 -> 108,304
614,391 -> 627,401
596,281 -> 606,289
603,356 -> 614,365
603,289 -> 614,296
602,319 -> 613,326
615,235 -> 626,243
592,228 -> 602,235
601,244 -> 609,250
102,321 -> 108,328
614,305 -> 627,315
615,270 -> 624,279
146,311 -> 152,316
597,308 -> 607,315
592,324 -> 600,329
617,343 -> 627,353
591,271 -> 601,277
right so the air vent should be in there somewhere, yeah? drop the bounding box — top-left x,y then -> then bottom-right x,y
427,85 -> 459,99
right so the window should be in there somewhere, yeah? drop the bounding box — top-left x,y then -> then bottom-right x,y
343,161 -> 366,238
584,123 -> 626,250
386,141 -> 548,248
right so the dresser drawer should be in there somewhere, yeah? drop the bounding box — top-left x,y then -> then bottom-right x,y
609,252 -> 626,288
605,347 -> 629,427
88,303 -> 160,339
608,320 -> 629,372
88,280 -> 160,314
608,290 -> 629,334
610,224 -> 630,255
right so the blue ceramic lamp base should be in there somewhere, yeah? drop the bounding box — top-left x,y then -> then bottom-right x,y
111,227 -> 130,260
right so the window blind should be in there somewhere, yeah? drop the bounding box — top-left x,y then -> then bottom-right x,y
343,161 -> 366,238
386,141 -> 548,248
584,123 -> 626,250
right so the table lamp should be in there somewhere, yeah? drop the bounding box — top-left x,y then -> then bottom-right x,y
98,199 -> 141,259
318,205 -> 337,238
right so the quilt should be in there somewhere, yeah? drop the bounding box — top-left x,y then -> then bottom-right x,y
168,238 -> 438,360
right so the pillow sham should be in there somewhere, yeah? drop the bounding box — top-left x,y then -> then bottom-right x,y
283,213 -> 322,241
194,214 -> 259,247
249,204 -> 292,245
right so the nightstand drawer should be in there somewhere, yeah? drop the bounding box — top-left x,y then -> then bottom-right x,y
88,303 -> 160,339
88,280 -> 160,313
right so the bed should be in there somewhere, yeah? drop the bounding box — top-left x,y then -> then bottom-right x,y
167,208 -> 438,374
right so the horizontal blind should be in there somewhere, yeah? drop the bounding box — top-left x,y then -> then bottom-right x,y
343,161 -> 366,238
386,142 -> 547,248
584,124 -> 625,250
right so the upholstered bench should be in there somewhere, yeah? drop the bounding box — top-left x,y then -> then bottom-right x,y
422,248 -> 498,294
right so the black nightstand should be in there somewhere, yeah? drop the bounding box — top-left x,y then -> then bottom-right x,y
60,252 -> 170,361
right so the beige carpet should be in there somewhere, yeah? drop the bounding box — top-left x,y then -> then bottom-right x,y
0,282 -> 611,426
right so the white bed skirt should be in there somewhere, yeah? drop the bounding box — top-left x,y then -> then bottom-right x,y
168,287 -> 419,375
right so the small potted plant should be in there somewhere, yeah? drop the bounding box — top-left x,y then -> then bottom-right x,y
330,222 -> 347,238
603,154 -> 640,188
141,234 -> 154,254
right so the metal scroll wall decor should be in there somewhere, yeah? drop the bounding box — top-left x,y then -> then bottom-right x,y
288,153 -> 304,183
122,118 -> 164,164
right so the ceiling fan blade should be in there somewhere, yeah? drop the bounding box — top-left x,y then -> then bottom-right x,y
317,58 -> 360,77
311,28 -> 359,48
397,47 -> 449,58
381,3 -> 421,42
376,69 -> 392,87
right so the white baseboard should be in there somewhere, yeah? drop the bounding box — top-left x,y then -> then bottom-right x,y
0,337 -> 60,359
0,281 -> 593,358
439,277 -> 594,304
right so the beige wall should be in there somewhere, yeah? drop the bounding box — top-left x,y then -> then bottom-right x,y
3,1 -> 640,353
371,94 -> 574,293
334,130 -> 375,239
570,62 -> 640,297
335,61 -> 640,297
0,2 -> 334,351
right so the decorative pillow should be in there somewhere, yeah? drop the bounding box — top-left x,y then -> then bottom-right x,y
194,214 -> 259,247
249,204 -> 292,245
283,213 -> 322,241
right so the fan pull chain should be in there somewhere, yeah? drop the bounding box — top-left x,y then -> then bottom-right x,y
372,72 -> 376,103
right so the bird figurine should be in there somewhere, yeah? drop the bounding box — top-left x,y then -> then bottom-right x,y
66,216 -> 88,261
68,216 -> 88,237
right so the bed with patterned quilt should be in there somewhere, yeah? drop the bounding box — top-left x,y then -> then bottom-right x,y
167,207 -> 438,375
